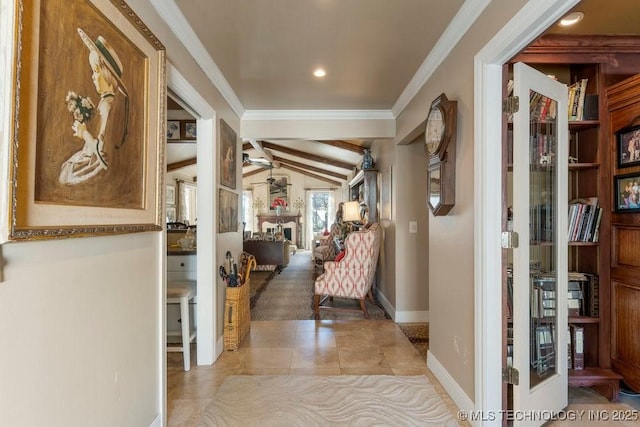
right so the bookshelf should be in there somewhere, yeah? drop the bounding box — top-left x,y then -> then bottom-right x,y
348,169 -> 378,224
506,35 -> 640,403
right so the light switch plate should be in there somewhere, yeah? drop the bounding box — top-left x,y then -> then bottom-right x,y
409,221 -> 418,233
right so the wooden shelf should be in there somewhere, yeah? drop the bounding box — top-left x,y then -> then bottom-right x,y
569,316 -> 600,324
569,367 -> 623,401
568,241 -> 599,246
568,120 -> 599,130
568,162 -> 599,170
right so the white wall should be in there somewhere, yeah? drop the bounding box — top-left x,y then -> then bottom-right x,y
0,234 -> 161,426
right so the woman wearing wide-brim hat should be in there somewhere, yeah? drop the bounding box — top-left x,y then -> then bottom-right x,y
59,28 -> 129,185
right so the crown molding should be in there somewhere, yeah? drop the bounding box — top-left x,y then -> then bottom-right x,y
242,110 -> 395,121
150,0 -> 245,117
392,0 -> 491,117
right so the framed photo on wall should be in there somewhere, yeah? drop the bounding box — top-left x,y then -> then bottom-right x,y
220,119 -> 237,189
269,176 -> 290,210
166,184 -> 176,206
616,124 -> 640,168
167,120 -> 181,140
218,189 -> 238,233
614,172 -> 640,213
4,0 -> 165,241
184,120 -> 197,140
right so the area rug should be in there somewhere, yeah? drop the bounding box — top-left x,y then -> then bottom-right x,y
398,322 -> 430,362
250,250 -> 390,320
200,375 -> 460,426
248,270 -> 276,308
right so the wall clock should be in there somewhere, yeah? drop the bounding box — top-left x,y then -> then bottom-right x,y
425,93 -> 457,216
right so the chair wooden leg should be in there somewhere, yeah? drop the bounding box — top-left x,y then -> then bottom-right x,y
360,298 -> 370,319
314,294 -> 320,320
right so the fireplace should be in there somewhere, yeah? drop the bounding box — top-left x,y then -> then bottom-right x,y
257,214 -> 302,247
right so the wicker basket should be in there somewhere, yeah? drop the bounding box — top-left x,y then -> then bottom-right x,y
223,279 -> 250,351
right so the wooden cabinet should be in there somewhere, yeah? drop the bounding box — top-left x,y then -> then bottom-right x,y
348,169 -> 378,224
606,74 -> 640,392
508,35 -> 640,401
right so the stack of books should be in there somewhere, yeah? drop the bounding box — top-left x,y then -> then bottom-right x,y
568,197 -> 603,242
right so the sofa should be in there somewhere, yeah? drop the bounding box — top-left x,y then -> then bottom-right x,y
242,239 -> 291,272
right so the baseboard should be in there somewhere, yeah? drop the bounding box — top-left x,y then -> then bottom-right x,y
215,335 -> 224,360
375,290 -> 396,319
395,310 -> 429,323
375,290 -> 428,322
149,414 -> 161,427
427,350 -> 474,416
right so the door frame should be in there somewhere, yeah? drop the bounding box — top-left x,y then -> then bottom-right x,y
473,0 -> 579,424
162,63 -> 218,425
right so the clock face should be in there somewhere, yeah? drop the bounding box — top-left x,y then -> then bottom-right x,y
425,107 -> 445,155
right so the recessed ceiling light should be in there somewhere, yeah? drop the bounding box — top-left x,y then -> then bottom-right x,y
313,68 -> 326,78
559,11 -> 584,27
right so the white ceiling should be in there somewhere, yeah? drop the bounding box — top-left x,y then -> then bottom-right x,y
162,0 -> 637,183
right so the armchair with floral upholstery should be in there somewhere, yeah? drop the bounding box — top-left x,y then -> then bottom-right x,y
313,223 -> 381,319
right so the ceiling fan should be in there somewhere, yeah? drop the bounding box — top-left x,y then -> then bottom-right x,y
249,167 -> 292,190
242,152 -> 273,169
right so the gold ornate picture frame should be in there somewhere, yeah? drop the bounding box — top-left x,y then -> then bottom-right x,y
3,0 -> 165,241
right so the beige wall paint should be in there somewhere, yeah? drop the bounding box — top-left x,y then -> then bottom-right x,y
394,141 -> 430,317
0,234 -> 161,426
395,0 -> 528,400
370,141 -> 397,308
0,0 -> 245,424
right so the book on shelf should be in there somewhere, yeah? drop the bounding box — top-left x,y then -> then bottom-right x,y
568,280 -> 585,317
568,272 -> 599,318
533,324 -> 555,375
567,327 -> 573,370
568,197 -> 602,242
568,78 -> 588,121
570,324 -> 585,370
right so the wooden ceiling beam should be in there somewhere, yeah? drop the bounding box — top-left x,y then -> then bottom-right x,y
272,155 -> 347,180
167,157 -> 196,171
260,141 -> 354,170
311,140 -> 366,154
242,168 -> 266,179
280,164 -> 342,187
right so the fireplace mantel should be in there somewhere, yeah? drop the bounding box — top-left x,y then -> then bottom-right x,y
257,214 -> 302,247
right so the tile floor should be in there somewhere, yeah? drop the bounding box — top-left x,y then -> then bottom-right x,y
166,319 -> 466,426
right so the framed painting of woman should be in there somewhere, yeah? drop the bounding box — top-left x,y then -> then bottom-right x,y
2,0 -> 165,241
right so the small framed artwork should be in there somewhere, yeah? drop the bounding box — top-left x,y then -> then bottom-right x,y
616,125 -> 640,168
184,121 -> 197,140
166,206 -> 177,223
220,119 -> 237,189
167,120 -> 181,140
166,184 -> 176,205
218,189 -> 239,233
614,172 -> 640,213
269,176 -> 289,210
3,0 -> 165,241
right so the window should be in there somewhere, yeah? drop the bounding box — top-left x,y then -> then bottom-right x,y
242,190 -> 254,232
310,191 -> 332,233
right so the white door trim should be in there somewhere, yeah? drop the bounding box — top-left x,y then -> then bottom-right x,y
473,1 -> 579,425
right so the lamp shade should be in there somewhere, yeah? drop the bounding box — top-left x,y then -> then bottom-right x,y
343,201 -> 361,222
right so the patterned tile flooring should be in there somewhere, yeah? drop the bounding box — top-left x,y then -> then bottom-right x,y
166,319 -> 464,427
